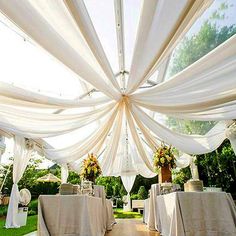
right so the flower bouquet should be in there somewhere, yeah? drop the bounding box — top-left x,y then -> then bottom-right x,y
80,153 -> 102,182
153,142 -> 176,171
153,143 -> 176,183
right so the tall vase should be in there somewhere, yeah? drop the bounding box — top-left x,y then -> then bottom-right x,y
158,165 -> 172,183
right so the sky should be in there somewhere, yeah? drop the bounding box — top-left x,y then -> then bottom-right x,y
0,0 -> 235,168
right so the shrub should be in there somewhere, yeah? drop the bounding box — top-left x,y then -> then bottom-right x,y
0,205 -> 8,217
130,194 -> 139,200
28,199 -> 38,214
28,210 -> 37,216
137,186 -> 148,200
116,198 -> 123,208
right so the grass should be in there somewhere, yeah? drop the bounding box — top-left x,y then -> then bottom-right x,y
0,215 -> 37,236
113,208 -> 142,219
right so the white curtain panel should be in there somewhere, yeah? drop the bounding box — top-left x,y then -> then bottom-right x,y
0,82 -> 111,109
61,163 -> 69,184
126,0 -> 211,94
0,0 -> 121,100
0,102 -> 115,138
131,35 -> 236,121
121,175 -> 136,211
5,136 -> 33,228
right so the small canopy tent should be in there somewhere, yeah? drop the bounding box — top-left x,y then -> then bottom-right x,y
37,173 -> 61,183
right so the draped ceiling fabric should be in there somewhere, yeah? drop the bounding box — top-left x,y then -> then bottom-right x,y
0,1 -> 235,186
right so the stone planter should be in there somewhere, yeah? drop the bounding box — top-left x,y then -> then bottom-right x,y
158,165 -> 172,183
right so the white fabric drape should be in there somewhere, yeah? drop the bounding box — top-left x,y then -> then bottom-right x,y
44,105 -> 119,163
131,104 -> 227,154
0,82 -> 111,109
100,103 -> 124,176
131,35 -> 236,121
61,163 -> 69,184
0,102 -> 114,138
126,0 -> 211,94
0,0 -> 121,100
175,154 -> 191,169
0,0 -> 236,187
121,175 -> 136,211
63,0 -> 121,93
6,136 -> 33,228
125,104 -> 154,172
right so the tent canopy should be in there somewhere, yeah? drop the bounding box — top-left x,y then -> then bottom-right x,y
0,0 -> 235,177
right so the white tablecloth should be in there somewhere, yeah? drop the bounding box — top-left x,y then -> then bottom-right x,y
156,192 -> 236,236
147,184 -> 161,230
94,185 -> 116,230
143,198 -> 149,224
38,195 -> 114,236
106,199 -> 116,230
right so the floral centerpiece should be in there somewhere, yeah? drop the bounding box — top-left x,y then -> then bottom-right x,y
80,153 -> 102,182
153,142 -> 176,183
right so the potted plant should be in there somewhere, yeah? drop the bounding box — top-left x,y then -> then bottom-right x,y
153,142 -> 176,183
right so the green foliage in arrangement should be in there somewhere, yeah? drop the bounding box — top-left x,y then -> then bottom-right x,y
153,143 -> 176,170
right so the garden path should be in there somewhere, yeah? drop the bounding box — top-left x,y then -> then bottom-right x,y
106,219 -> 160,236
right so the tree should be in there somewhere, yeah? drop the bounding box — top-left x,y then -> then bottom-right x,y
196,140 -> 236,193
166,2 -> 236,136
168,3 -> 236,78
172,167 -> 191,190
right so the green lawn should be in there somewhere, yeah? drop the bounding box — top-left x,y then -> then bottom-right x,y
0,215 -> 37,236
113,208 -> 142,219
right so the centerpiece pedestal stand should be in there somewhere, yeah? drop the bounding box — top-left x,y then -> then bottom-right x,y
158,165 -> 172,183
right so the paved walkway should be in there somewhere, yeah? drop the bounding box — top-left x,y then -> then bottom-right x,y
25,219 -> 160,236
106,219 -> 160,236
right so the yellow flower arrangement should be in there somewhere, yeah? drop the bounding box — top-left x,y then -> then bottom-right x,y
153,142 -> 176,171
80,153 -> 102,182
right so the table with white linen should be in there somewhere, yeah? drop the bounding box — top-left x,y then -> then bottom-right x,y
156,192 -> 236,236
38,195 -> 114,236
106,199 -> 116,230
143,198 -> 149,223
